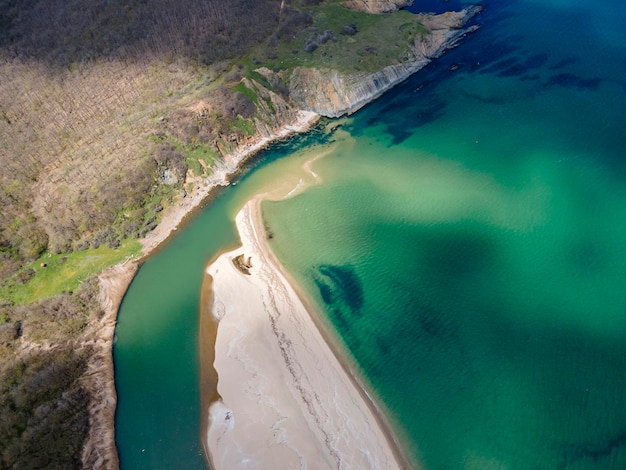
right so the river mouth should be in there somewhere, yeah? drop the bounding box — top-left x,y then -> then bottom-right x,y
114,0 -> 626,467
112,124 -> 340,468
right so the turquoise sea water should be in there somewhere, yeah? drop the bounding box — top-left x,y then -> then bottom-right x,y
264,0 -> 626,468
115,0 -> 626,468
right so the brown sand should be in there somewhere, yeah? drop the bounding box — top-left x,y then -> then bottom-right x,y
81,261 -> 138,470
198,271 -> 220,467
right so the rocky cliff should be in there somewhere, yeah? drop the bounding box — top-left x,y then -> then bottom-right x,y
287,6 -> 482,118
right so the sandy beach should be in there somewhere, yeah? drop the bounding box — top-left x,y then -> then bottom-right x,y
205,198 -> 408,469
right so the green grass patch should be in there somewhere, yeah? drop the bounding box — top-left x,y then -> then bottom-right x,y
0,240 -> 142,306
246,70 -> 273,91
234,116 -> 256,136
256,3 -> 429,73
185,143 -> 220,175
234,81 -> 259,105
169,140 -> 221,177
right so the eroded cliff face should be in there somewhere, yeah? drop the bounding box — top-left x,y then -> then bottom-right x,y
342,0 -> 413,14
286,6 -> 482,118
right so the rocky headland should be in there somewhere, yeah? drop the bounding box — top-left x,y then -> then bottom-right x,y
246,6 -> 481,118
286,6 -> 482,117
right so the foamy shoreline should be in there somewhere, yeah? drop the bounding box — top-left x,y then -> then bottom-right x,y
206,198 -> 408,469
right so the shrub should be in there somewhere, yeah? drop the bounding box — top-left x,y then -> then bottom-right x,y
305,40 -> 318,53
0,323 -> 18,344
318,30 -> 336,44
343,24 -> 358,36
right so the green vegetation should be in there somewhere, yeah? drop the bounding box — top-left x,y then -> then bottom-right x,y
0,240 -> 141,306
234,116 -> 257,137
0,0 -> 284,273
0,277 -> 102,469
249,2 -> 429,73
0,344 -> 92,469
160,137 -> 219,179
184,142 -> 222,175
0,0 -> 286,461
235,81 -> 260,105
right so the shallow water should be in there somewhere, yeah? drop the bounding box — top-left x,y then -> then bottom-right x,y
114,0 -> 626,467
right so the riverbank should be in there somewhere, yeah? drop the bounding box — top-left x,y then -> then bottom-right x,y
140,110 -> 321,256
83,261 -> 139,469
206,198 -> 410,469
88,110 -> 319,469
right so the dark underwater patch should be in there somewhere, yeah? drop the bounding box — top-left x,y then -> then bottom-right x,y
548,73 -> 601,91
523,53 -> 549,69
416,305 -> 451,339
313,278 -> 333,305
520,74 -> 541,82
548,56 -> 578,70
480,56 -> 518,75
312,268 -> 363,348
497,64 -> 529,78
561,429 -> 626,468
459,89 -> 509,105
487,53 -> 549,78
316,264 -> 364,314
387,95 -> 446,144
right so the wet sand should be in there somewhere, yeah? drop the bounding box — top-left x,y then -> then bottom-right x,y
198,272 -> 220,467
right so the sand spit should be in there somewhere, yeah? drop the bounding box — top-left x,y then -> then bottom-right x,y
206,199 -> 407,469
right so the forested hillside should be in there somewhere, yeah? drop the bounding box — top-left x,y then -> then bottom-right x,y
0,0 -> 282,268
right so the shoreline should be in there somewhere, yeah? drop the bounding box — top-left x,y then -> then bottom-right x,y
139,110 -> 321,257
83,260 -> 139,469
205,197 -> 412,469
198,271 -> 220,469
258,214 -> 415,469
254,196 -> 416,469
